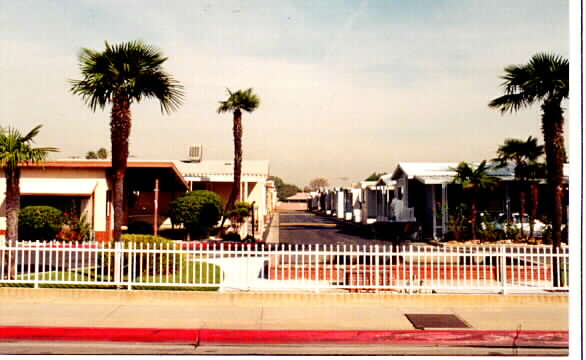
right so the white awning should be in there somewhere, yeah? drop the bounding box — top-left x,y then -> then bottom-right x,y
20,179 -> 97,196
414,176 -> 455,185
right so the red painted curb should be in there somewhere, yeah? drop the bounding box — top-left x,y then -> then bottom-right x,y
0,327 -> 568,347
0,327 -> 199,344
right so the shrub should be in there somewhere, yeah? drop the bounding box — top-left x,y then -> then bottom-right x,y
170,190 -> 223,238
221,232 -> 241,242
446,204 -> 470,241
19,206 -> 65,240
104,234 -> 183,277
224,201 -> 252,232
56,213 -> 91,241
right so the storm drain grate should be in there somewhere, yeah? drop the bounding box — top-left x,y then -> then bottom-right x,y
404,314 -> 471,330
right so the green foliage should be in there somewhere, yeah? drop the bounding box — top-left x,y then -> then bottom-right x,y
225,201 -> 252,231
170,190 -> 223,238
269,176 -> 301,201
106,234 -> 181,277
451,161 -> 498,192
280,184 -> 301,200
478,213 -> 505,242
504,223 -> 523,242
18,206 -> 65,240
86,147 -> 108,159
70,40 -> 184,114
0,125 -> 58,172
217,88 -> 260,114
445,204 -> 470,241
494,136 -> 545,181
365,172 -> 385,181
57,213 -> 91,241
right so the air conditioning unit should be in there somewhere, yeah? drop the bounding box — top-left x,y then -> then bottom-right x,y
189,144 -> 203,162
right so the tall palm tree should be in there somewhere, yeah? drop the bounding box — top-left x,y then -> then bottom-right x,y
217,88 -> 260,216
451,161 -> 498,241
70,41 -> 183,242
489,53 -> 568,287
494,136 -> 545,238
1,125 -> 57,279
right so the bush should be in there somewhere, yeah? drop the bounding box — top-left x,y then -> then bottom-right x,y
19,206 -> 65,240
170,190 -> 223,238
224,201 -> 252,232
56,213 -> 91,241
104,234 -> 183,277
221,232 -> 241,242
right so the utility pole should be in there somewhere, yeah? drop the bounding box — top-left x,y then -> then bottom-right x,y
154,178 -> 159,237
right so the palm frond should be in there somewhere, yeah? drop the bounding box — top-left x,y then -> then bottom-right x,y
70,40 -> 184,114
217,88 -> 260,114
0,125 -> 58,171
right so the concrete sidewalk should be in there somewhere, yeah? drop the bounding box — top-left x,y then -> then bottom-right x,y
0,288 -> 568,347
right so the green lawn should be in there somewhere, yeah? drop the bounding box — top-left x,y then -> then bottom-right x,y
1,261 -> 222,291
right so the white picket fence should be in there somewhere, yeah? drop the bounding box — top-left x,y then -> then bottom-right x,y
0,241 -> 569,293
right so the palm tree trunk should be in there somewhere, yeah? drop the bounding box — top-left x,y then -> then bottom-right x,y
226,109 -> 243,210
3,168 -> 20,279
471,198 -> 478,240
529,183 -> 539,238
110,93 -> 131,243
220,109 -> 243,232
541,100 -> 565,287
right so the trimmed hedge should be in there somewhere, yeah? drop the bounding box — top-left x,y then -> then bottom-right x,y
18,206 -> 64,240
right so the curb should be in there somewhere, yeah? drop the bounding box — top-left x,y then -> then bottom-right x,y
0,327 -> 568,348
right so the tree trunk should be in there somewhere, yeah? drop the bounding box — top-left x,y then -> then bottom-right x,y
541,100 -> 565,287
219,109 -> 243,232
471,198 -> 477,241
110,93 -> 131,243
529,183 -> 539,239
3,168 -> 20,279
225,110 -> 243,210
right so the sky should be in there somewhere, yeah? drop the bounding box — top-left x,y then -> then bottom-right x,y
0,0 -> 570,188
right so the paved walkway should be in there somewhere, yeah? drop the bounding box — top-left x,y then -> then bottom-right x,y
0,288 -> 568,349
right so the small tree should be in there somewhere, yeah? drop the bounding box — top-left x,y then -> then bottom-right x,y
224,201 -> 252,234
170,190 -> 223,239
451,161 -> 498,241
309,177 -> 329,191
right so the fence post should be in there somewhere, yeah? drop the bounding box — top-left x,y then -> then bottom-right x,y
374,245 -> 380,293
408,245 -> 414,294
34,241 -> 40,289
499,245 -> 507,294
127,242 -> 133,290
114,241 -> 122,287
245,244 -> 250,291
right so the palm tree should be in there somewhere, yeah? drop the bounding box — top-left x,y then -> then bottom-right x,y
96,147 -> 108,159
1,125 -> 57,278
70,41 -> 183,242
451,161 -> 498,241
494,136 -> 545,238
217,88 -> 260,216
489,53 -> 568,254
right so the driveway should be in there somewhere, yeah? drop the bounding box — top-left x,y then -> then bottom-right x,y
278,211 -> 394,247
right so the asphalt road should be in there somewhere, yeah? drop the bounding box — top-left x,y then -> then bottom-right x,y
278,211 -> 395,247
0,341 -> 569,356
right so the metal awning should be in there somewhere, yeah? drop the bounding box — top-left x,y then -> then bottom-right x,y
414,176 -> 455,185
20,179 -> 97,196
